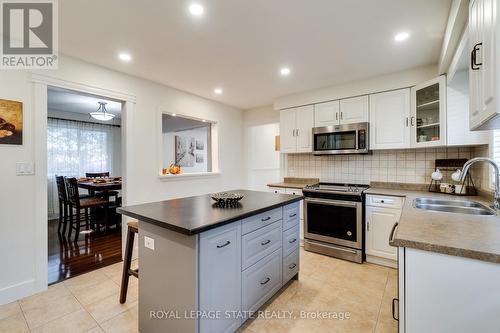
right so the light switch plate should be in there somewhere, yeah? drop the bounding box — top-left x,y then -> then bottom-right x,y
16,162 -> 34,175
144,236 -> 155,250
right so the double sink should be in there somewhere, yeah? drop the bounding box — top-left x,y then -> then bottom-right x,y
414,198 -> 496,216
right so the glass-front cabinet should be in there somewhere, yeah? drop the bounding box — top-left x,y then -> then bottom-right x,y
411,75 -> 447,147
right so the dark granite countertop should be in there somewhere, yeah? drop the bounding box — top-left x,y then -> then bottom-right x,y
117,189 -> 303,235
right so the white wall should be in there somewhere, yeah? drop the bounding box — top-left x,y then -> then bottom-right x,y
274,65 -> 438,110
0,55 -> 244,304
243,105 -> 281,190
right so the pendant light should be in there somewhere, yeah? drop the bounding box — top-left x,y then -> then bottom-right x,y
90,102 -> 115,121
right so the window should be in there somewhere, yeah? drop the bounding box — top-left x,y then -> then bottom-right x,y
161,113 -> 215,176
47,118 -> 119,216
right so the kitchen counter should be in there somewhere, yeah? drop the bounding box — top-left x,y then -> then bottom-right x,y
118,189 -> 303,235
267,177 -> 319,189
366,187 -> 500,264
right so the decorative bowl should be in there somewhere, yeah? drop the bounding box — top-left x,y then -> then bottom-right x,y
210,192 -> 244,207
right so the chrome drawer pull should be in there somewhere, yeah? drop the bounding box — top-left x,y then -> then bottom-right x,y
289,238 -> 297,243
289,213 -> 297,218
260,277 -> 271,285
288,263 -> 297,269
261,216 -> 271,222
261,239 -> 271,246
216,240 -> 231,248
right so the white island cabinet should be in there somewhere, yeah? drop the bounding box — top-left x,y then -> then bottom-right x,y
397,247 -> 500,333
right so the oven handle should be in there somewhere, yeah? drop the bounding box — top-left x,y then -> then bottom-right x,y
306,240 -> 358,254
305,197 -> 358,207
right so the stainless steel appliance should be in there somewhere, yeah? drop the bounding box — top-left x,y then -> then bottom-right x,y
303,183 -> 369,263
312,122 -> 369,155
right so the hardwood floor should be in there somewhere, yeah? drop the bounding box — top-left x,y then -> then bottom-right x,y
48,219 -> 122,285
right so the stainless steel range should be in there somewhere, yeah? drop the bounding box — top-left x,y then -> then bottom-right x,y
302,182 -> 369,263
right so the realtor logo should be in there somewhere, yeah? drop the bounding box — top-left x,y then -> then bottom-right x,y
1,0 -> 58,69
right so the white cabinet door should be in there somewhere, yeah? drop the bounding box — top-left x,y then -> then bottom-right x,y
314,100 -> 339,127
369,89 -> 411,149
280,109 -> 297,153
339,95 -> 369,124
469,0 -> 483,128
411,76 -> 447,148
199,223 -> 241,333
469,0 -> 500,130
295,105 -> 314,153
366,206 -> 398,261
268,186 -> 287,194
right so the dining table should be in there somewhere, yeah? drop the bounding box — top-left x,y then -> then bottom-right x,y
77,179 -> 122,192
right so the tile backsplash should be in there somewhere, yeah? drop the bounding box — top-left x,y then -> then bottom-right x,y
284,146 -> 489,188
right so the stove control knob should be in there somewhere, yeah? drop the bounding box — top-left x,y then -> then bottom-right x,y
347,231 -> 352,236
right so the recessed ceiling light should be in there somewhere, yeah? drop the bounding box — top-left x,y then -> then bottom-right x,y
394,32 -> 410,42
189,3 -> 204,16
118,53 -> 132,62
202,119 -> 207,122
280,67 -> 291,76
214,88 -> 223,95
172,113 -> 177,117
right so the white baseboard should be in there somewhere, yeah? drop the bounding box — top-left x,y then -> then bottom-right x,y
0,279 -> 45,305
366,255 -> 398,269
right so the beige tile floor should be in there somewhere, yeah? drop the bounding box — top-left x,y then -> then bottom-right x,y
0,250 -> 397,333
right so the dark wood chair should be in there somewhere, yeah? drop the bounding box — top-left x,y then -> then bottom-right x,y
85,172 -> 120,203
65,177 -> 110,241
120,220 -> 139,303
55,176 -> 69,234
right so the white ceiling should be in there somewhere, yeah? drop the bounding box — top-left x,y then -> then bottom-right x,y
47,88 -> 122,117
59,0 -> 452,109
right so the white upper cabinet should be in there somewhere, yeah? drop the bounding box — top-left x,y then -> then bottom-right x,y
447,71 -> 489,145
469,0 -> 500,130
411,76 -> 447,148
280,105 -> 314,153
314,100 -> 339,127
339,95 -> 369,124
369,88 -> 411,150
280,108 -> 297,153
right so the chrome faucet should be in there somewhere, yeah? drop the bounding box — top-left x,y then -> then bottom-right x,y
459,157 -> 500,210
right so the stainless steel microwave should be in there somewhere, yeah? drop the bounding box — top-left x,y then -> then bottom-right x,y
312,122 -> 369,155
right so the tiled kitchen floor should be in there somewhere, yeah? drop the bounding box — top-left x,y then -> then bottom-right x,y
0,250 -> 397,333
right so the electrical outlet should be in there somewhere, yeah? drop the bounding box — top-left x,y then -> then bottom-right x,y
16,162 -> 34,175
144,236 -> 155,250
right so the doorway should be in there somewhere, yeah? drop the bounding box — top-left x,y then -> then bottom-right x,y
46,87 -> 124,284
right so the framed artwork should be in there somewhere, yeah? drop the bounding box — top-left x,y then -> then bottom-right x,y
196,140 -> 204,150
196,154 -> 204,163
175,135 -> 195,167
0,99 -> 23,145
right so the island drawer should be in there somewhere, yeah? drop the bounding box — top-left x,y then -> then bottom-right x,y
242,221 -> 282,270
283,248 -> 299,284
283,224 -> 299,258
366,195 -> 404,209
242,207 -> 282,235
283,202 -> 300,231
242,248 -> 282,313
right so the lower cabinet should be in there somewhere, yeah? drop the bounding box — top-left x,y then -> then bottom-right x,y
269,186 -> 305,244
283,248 -> 300,283
398,247 -> 500,333
365,195 -> 403,267
199,222 -> 242,333
242,249 -> 283,313
198,202 -> 300,333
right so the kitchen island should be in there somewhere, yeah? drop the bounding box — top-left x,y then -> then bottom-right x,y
118,189 -> 303,333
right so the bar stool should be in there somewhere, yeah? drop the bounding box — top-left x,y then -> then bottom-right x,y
120,220 -> 139,303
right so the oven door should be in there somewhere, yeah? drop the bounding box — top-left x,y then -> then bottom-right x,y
304,197 -> 362,249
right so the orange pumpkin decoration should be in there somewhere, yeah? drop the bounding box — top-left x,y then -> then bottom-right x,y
169,163 -> 182,175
